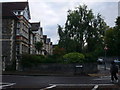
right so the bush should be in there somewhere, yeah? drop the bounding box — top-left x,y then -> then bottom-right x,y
20,54 -> 45,68
63,52 -> 85,63
43,55 -> 64,63
21,54 -> 65,67
84,53 -> 97,63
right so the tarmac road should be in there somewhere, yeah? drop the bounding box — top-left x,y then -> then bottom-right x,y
2,64 -> 120,89
2,74 -> 120,89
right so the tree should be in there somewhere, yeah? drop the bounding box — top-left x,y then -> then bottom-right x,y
105,17 -> 120,56
34,41 -> 43,54
115,17 -> 120,56
58,4 -> 107,54
53,46 -> 65,56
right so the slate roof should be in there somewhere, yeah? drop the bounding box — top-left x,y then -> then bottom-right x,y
31,22 -> 40,31
2,2 -> 29,18
43,35 -> 47,43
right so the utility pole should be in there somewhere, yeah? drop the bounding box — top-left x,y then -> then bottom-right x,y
104,27 -> 108,70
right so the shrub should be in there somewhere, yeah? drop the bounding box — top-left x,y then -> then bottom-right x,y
84,53 -> 97,63
43,55 -> 64,63
20,54 -> 45,68
43,55 -> 56,63
63,52 -> 85,63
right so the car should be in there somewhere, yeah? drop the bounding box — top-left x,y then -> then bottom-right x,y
114,59 -> 120,68
114,59 -> 120,63
97,58 -> 104,64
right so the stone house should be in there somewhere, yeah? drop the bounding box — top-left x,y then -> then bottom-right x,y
2,2 -> 31,70
30,22 -> 44,54
2,1 -> 53,71
43,35 -> 53,55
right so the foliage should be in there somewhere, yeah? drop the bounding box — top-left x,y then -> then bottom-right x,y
20,52 -> 98,66
105,28 -> 116,56
105,17 -> 120,56
63,52 -> 85,63
53,46 -> 66,56
20,54 -> 45,68
44,55 -> 64,63
84,53 -> 97,63
34,41 -> 43,54
44,55 -> 56,63
115,17 -> 120,56
20,54 -> 65,67
58,4 -> 107,54
115,16 -> 120,28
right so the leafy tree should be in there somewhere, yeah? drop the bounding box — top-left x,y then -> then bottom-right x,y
105,28 -> 116,56
53,46 -> 65,56
34,41 -> 43,54
58,4 -> 107,54
115,17 -> 120,56
105,17 -> 120,56
115,17 -> 120,27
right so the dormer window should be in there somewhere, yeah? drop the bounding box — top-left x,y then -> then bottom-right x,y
13,6 -> 30,20
18,11 -> 21,15
13,11 -> 23,15
21,11 -> 23,15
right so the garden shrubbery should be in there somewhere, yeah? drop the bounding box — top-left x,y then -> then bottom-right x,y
84,53 -> 97,63
63,52 -> 85,63
20,54 -> 64,68
20,54 -> 45,68
20,52 -> 97,68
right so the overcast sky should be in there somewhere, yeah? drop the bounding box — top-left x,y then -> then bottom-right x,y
0,0 -> 119,44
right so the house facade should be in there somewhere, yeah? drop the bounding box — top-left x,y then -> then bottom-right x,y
30,22 -> 44,54
2,15 -> 18,71
29,28 -> 36,54
2,1 -> 53,71
43,35 -> 53,55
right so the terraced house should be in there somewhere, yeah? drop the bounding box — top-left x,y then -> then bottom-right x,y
43,35 -> 53,55
2,1 -> 53,71
30,22 -> 44,54
30,23 -> 53,55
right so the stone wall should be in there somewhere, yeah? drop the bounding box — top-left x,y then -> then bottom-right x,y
2,19 -> 16,70
23,63 -> 98,75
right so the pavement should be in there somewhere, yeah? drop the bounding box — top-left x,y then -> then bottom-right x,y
89,66 -> 110,77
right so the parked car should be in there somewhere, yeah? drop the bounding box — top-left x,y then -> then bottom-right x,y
97,58 -> 104,64
114,59 -> 120,68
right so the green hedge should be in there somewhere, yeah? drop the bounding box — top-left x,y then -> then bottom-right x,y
21,54 -> 45,68
20,52 -> 97,68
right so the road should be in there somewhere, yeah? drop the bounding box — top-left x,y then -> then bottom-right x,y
2,74 -> 119,89
1,64 -> 120,89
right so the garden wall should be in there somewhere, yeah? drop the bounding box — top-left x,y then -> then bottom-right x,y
23,63 -> 98,75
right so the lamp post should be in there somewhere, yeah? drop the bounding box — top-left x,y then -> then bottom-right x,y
104,44 -> 108,70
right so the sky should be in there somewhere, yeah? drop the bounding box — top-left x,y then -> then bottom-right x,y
0,0 -> 119,44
